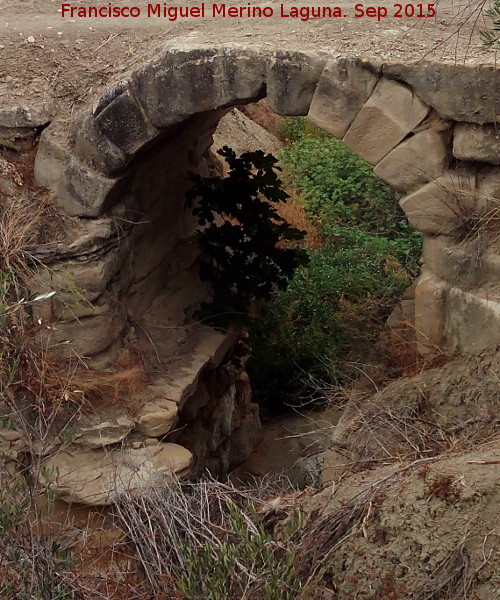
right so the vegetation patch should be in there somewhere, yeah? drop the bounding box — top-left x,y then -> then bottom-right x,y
247,118 -> 422,410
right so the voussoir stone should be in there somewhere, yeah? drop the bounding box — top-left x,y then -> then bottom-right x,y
308,58 -> 379,138
73,113 -> 128,176
453,123 -> 500,165
130,46 -> 266,128
40,443 -> 193,505
136,398 -> 179,437
374,124 -> 450,191
266,51 -> 326,116
343,77 -> 429,165
94,88 -> 160,157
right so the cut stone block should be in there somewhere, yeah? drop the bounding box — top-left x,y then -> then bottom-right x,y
94,89 -> 160,156
453,123 -> 500,165
423,235 -> 500,287
343,77 -> 429,165
399,172 -> 476,235
414,270 -> 448,356
382,62 -> 500,124
266,51 -> 326,116
73,113 -> 127,175
478,167 -> 500,200
308,58 -> 379,138
375,126 -> 449,192
35,127 -> 119,217
446,286 -> 500,353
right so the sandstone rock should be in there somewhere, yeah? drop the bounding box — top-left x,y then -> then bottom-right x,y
40,443 -> 193,505
34,127 -> 120,217
399,172 -> 477,235
147,328 -> 238,409
453,123 -> 500,165
343,77 -> 429,165
130,46 -> 266,129
266,51 -> 325,116
135,399 -> 179,437
446,285 -> 500,353
308,59 -> 379,138
32,249 -> 127,317
381,62 -> 500,124
95,89 -> 160,157
422,236 -> 500,287
374,125 -> 449,192
40,311 -> 126,358
73,113 -> 128,175
228,409 -> 263,470
212,108 -> 283,160
0,92 -> 54,149
414,270 -> 449,356
75,410 -> 134,449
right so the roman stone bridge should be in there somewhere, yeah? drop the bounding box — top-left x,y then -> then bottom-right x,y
2,44 -> 499,501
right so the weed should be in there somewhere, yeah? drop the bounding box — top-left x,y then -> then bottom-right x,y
114,475 -> 303,600
426,474 -> 462,503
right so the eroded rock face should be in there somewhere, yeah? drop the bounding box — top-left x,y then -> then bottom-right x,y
40,443 -> 193,505
75,410 -> 135,449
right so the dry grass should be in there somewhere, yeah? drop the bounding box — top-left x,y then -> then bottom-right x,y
411,530 -> 494,600
275,187 -> 323,251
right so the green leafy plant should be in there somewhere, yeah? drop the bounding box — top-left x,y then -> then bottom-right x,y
186,147 -> 308,325
179,500 -> 302,600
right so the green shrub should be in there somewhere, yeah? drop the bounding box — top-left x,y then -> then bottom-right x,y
179,501 -> 302,600
248,119 -> 422,410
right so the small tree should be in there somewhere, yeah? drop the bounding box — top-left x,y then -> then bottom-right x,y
186,147 -> 308,325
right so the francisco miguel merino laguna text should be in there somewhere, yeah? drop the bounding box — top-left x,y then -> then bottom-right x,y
60,3 -> 348,21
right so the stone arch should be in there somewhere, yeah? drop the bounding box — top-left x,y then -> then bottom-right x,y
32,44 -> 500,364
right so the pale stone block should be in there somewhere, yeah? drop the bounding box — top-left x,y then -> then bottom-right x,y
446,286 -> 500,353
40,443 -> 192,505
399,180 -> 458,234
136,399 -> 179,437
382,62 -> 500,124
307,59 -> 378,138
343,77 -> 429,165
375,127 -> 448,192
453,123 -> 500,165
414,270 -> 449,356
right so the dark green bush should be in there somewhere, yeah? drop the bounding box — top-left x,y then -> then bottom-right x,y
187,146 -> 307,326
248,119 -> 422,411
